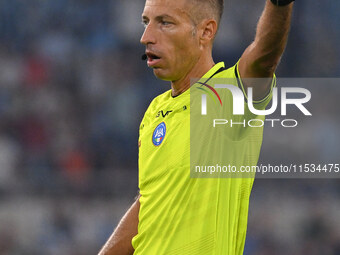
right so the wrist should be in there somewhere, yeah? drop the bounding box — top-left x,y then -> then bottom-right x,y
270,0 -> 295,6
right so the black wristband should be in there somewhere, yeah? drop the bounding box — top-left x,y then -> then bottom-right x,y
270,0 -> 295,6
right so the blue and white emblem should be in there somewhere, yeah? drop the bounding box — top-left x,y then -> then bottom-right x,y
152,122 -> 166,146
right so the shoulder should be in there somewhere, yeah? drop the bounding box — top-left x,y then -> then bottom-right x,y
216,63 -> 238,79
149,89 -> 172,107
139,89 -> 172,127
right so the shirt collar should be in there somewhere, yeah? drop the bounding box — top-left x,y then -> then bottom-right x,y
202,62 -> 225,79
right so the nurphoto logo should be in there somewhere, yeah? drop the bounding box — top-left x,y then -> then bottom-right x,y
200,85 -> 312,128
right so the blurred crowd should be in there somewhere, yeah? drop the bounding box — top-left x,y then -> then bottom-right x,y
0,0 -> 339,254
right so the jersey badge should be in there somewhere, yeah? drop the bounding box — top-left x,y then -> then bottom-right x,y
152,122 -> 166,146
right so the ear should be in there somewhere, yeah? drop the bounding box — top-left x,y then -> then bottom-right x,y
199,19 -> 218,47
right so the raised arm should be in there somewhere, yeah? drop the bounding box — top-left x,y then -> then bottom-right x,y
239,0 -> 294,100
98,195 -> 140,255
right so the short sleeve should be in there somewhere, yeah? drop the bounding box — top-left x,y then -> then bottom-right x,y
234,61 -> 277,111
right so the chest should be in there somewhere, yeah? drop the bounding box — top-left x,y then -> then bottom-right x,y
138,103 -> 190,187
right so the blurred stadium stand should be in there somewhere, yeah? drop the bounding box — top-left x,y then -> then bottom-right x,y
0,0 -> 339,254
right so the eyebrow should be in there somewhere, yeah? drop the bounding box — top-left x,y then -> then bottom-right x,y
142,14 -> 176,22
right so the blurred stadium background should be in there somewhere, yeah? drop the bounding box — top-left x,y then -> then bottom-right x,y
0,0 -> 339,254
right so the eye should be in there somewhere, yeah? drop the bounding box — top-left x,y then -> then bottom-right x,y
141,20 -> 149,27
161,20 -> 172,26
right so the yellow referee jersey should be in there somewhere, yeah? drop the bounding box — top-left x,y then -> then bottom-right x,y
132,62 -> 275,255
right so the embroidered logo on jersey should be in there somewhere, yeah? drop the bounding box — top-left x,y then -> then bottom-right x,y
152,122 -> 166,146
156,110 -> 173,118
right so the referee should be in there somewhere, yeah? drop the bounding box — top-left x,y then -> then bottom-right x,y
99,0 -> 294,254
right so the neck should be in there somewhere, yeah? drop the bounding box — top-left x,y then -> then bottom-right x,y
171,54 -> 215,97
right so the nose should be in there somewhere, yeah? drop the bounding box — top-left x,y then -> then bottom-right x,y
140,23 -> 156,45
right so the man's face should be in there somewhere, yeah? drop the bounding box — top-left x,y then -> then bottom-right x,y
141,0 -> 202,81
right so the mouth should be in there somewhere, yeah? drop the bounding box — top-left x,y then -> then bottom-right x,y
146,52 -> 162,67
